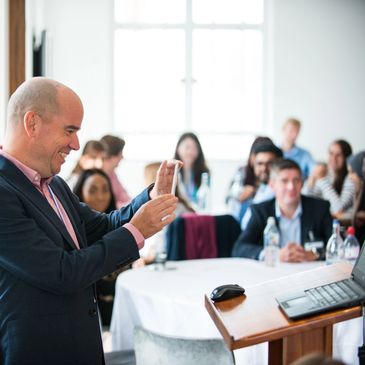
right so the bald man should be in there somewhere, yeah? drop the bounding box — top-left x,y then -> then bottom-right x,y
0,77 -> 179,365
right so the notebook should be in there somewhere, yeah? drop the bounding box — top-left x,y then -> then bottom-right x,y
276,246 -> 365,320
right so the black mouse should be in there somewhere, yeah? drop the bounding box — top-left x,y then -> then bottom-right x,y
210,284 -> 245,302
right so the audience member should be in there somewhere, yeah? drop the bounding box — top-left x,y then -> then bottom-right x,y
226,136 -> 273,221
73,168 -> 120,326
348,151 -> 365,244
66,139 -> 106,189
100,134 -> 131,208
240,142 -> 283,228
174,132 -> 210,206
0,77 -> 178,364
303,139 -> 355,218
281,118 -> 315,180
232,159 -> 332,261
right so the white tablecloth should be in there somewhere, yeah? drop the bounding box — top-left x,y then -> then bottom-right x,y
110,258 -> 362,364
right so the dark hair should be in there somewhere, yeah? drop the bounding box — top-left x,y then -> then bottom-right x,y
71,140 -> 106,174
245,136 -> 274,186
270,158 -> 302,179
174,132 -> 209,188
331,139 -> 353,195
100,135 -> 126,157
252,142 -> 283,157
73,168 -> 117,213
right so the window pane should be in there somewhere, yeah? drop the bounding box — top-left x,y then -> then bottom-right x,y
115,0 -> 186,23
192,29 -> 263,133
114,29 -> 185,133
193,0 -> 263,24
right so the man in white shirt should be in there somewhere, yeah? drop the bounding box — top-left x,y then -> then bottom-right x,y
232,159 -> 332,262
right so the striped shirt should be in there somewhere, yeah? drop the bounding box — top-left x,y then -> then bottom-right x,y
302,174 -> 355,214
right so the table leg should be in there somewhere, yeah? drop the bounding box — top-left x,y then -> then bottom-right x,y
269,325 -> 333,365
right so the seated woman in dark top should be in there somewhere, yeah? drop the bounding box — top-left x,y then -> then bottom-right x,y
73,168 -> 120,327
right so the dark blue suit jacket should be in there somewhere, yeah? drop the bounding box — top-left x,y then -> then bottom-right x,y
231,195 -> 333,260
0,156 -> 149,365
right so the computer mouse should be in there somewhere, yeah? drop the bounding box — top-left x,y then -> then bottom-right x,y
210,284 -> 245,302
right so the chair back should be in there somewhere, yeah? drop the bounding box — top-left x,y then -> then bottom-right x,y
134,326 -> 235,365
166,214 -> 241,260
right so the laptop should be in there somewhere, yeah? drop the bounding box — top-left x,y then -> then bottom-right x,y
276,245 -> 365,320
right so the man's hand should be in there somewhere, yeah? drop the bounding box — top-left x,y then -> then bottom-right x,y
130,194 -> 178,239
280,243 -> 318,262
149,160 -> 183,199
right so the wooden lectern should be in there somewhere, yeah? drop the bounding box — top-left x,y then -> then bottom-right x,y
205,262 -> 362,364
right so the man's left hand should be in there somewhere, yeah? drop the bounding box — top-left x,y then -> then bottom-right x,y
149,160 -> 183,199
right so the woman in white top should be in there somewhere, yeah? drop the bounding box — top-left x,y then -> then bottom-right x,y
302,139 -> 355,218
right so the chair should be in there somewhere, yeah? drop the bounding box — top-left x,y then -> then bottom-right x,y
166,214 -> 241,260
104,350 -> 136,365
133,326 -> 235,365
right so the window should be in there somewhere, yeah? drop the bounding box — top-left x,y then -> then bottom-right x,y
114,0 -> 264,160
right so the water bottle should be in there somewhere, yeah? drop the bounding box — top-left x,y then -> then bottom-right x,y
263,217 -> 280,267
154,231 -> 167,271
227,171 -> 243,219
196,172 -> 211,213
325,219 -> 345,265
343,226 -> 360,264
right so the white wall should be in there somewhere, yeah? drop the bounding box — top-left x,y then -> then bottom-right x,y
27,0 -> 114,173
271,0 -> 365,160
23,0 -> 365,210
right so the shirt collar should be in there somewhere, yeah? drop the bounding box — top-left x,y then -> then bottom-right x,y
275,200 -> 302,220
0,149 -> 53,188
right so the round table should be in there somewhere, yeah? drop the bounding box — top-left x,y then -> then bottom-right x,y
110,258 -> 361,364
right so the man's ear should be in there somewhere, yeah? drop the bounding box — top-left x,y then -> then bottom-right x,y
23,111 -> 39,137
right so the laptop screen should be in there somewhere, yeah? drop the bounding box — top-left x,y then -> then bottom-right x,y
352,243 -> 365,285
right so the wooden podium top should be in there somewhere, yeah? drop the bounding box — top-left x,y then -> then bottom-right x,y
205,262 -> 362,350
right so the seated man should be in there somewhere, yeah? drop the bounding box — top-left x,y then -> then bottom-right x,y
232,159 -> 332,262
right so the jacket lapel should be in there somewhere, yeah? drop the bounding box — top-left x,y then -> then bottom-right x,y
50,181 -> 86,249
0,157 -> 79,250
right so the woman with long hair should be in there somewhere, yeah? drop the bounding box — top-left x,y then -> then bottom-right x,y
303,139 -> 355,217
174,132 -> 210,205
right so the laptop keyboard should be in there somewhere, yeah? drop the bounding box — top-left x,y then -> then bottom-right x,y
305,279 -> 359,307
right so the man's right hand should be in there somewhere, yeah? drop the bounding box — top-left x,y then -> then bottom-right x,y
130,194 -> 178,239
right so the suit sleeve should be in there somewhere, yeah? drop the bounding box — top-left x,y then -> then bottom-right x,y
231,205 -> 266,259
0,182 -> 149,296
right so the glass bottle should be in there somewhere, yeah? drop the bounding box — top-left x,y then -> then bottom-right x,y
263,216 -> 280,267
325,219 -> 345,265
196,172 -> 211,213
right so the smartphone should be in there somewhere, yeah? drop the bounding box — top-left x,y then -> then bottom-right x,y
171,163 -> 179,195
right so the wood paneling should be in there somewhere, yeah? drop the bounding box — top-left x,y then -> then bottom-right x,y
9,0 -> 26,96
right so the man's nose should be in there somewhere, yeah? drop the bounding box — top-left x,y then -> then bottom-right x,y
70,133 -> 80,151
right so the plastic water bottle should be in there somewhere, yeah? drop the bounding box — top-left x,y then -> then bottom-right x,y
325,219 -> 345,265
196,172 -> 211,213
227,172 -> 244,219
343,226 -> 360,264
263,217 -> 280,267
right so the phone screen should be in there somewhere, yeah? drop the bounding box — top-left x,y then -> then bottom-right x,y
171,164 -> 179,195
